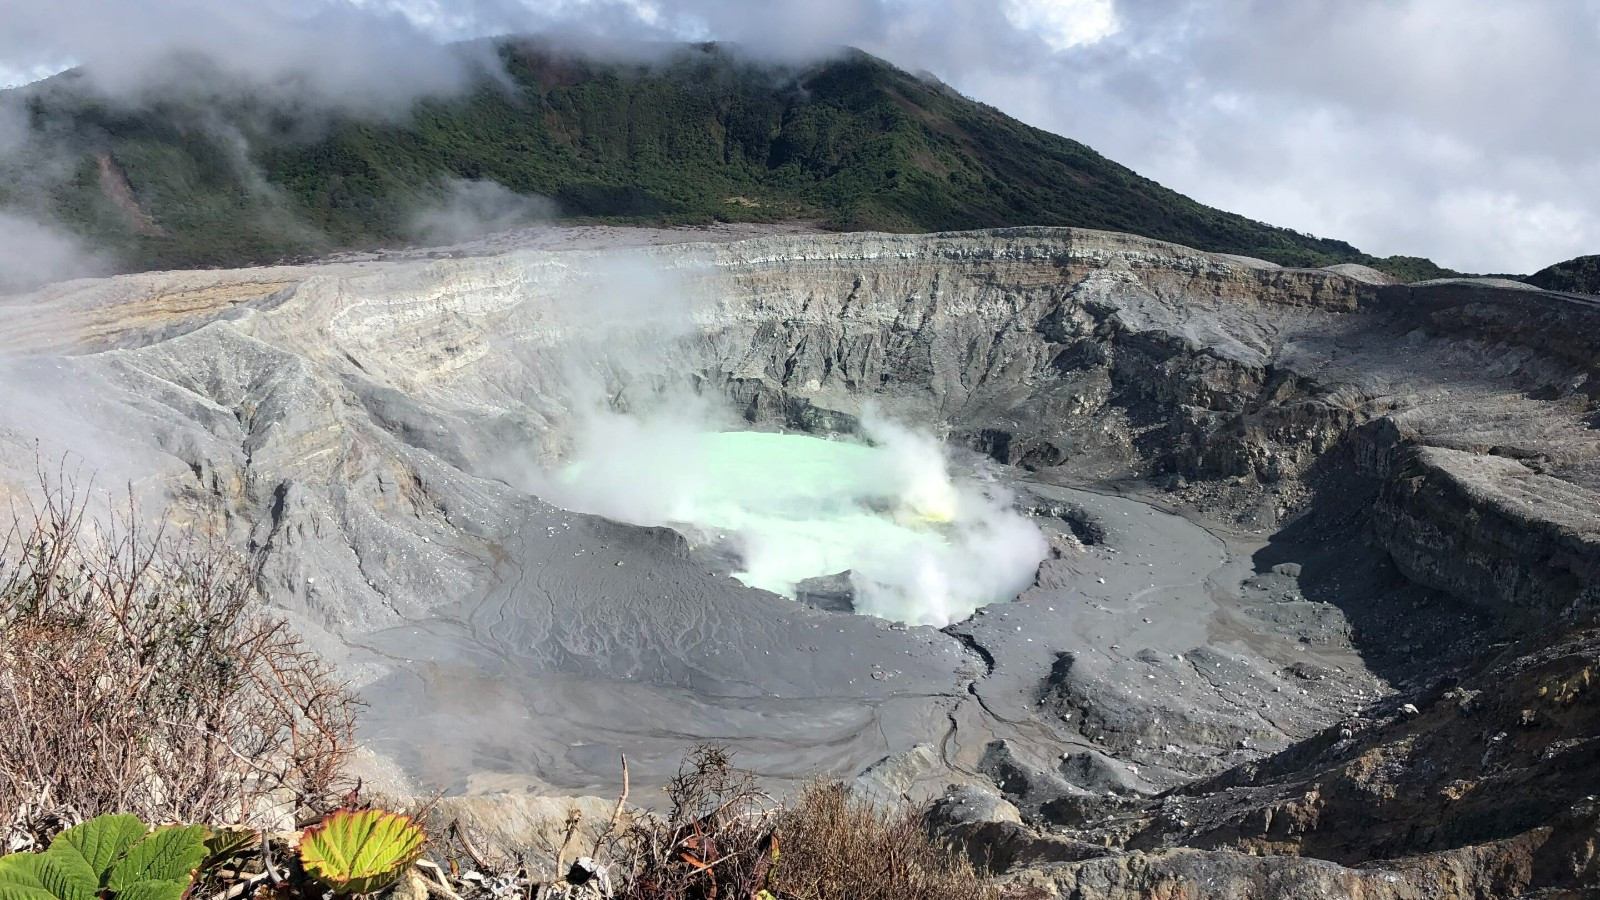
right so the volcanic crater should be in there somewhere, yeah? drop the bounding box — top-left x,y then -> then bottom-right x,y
2,226 -> 1597,895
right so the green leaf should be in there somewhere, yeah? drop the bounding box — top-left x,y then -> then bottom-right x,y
50,815 -> 146,888
109,827 -> 207,892
36,853 -> 97,900
0,854 -> 54,900
0,816 -> 202,900
200,829 -> 256,868
0,886 -> 58,900
113,882 -> 186,900
0,854 -> 48,891
299,810 -> 425,895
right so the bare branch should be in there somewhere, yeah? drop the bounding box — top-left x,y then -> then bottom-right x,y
0,469 -> 357,840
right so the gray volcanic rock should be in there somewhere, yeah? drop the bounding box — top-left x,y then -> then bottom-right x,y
2,226 -> 1599,897
1321,262 -> 1393,284
1057,748 -> 1149,796
1374,446 -> 1600,624
851,743 -> 940,807
794,571 -> 856,613
927,785 -> 1105,876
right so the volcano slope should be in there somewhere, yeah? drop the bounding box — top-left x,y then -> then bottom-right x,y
0,227 -> 1596,896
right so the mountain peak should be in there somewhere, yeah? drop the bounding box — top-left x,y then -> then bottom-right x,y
0,40 -> 1457,285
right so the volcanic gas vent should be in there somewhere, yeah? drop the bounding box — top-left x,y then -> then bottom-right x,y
534,418 -> 1048,627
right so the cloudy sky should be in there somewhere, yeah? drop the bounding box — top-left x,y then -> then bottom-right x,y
1,0 -> 1595,273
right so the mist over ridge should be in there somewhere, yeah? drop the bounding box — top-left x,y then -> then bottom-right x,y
0,28 -> 1481,295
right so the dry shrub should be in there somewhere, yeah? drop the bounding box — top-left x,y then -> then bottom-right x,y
607,745 -> 777,900
602,747 -> 993,900
0,472 -> 357,843
771,780 -> 995,900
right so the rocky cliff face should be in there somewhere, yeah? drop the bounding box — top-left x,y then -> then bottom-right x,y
684,231 -> 1600,637
1,227 -> 1596,897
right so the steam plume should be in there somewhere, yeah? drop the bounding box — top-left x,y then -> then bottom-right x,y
500,253 -> 1047,627
408,180 -> 558,247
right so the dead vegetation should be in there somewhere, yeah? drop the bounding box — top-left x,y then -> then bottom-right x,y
0,470 -> 357,846
528,745 -> 992,899
771,780 -> 994,900
600,745 -> 776,900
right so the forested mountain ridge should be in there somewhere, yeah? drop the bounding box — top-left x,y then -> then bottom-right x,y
0,41 -> 1457,280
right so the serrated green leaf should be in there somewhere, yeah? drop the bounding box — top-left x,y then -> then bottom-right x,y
0,816 -> 204,900
201,829 -> 256,867
36,852 -> 96,900
109,827 -> 206,891
0,854 -> 51,900
0,885 -> 57,900
51,816 -> 146,888
347,816 -> 420,881
114,881 -> 186,900
0,854 -> 47,891
299,810 -> 425,895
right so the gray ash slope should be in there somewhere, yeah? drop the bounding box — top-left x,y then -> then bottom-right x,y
1,227 -> 1597,897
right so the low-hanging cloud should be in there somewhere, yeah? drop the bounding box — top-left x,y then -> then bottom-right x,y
407,179 -> 558,247
0,0 -> 500,113
2,0 -> 1594,272
0,211 -> 110,296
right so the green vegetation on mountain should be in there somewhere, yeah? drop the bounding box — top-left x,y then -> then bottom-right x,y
1,42 -> 1456,280
1526,254 -> 1600,294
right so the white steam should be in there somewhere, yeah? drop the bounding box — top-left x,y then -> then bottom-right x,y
847,410 -> 1048,624
408,179 -> 558,247
495,250 -> 1046,626
549,416 -> 1045,627
0,210 -> 110,295
522,397 -> 1047,626
0,354 -> 179,520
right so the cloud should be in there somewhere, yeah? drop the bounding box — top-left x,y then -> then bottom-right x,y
0,0 -> 1594,272
1052,0 -> 1600,272
407,179 -> 558,246
898,0 -> 1600,273
477,0 -> 1599,273
0,0 -> 499,112
0,61 -> 67,90
0,211 -> 110,295
1001,0 -> 1121,52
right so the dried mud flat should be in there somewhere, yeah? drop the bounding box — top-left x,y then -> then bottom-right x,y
1,225 -> 1596,897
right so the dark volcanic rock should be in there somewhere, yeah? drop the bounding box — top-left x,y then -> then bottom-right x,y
979,740 -> 1083,816
794,570 -> 856,613
1058,748 -> 1148,797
